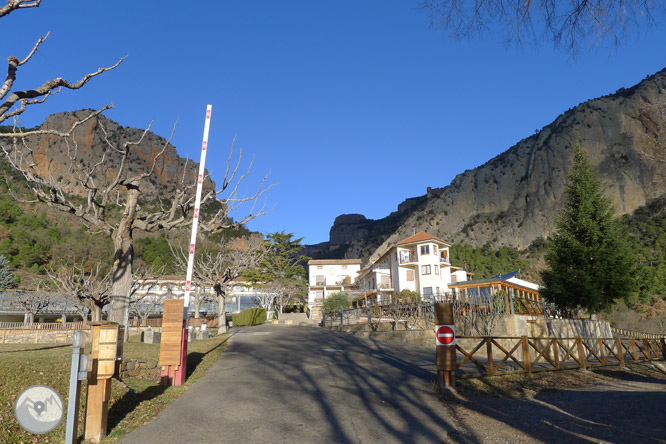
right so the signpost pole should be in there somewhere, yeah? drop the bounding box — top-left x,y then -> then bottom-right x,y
175,105 -> 213,386
65,331 -> 85,444
434,302 -> 457,388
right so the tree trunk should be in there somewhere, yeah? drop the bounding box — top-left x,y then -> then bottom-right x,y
108,187 -> 139,340
217,293 -> 227,334
92,305 -> 102,322
194,289 -> 201,319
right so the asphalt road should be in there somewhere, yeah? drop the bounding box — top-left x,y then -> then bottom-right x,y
118,324 -> 452,443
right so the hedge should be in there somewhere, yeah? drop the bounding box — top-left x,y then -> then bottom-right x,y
232,307 -> 267,326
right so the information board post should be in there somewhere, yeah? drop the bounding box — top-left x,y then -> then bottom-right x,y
434,302 -> 457,388
84,322 -> 122,443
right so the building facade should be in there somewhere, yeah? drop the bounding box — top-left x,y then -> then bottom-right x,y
356,232 -> 467,304
307,259 -> 362,319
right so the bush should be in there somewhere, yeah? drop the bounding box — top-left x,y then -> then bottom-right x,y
394,289 -> 419,303
322,292 -> 352,313
232,307 -> 267,326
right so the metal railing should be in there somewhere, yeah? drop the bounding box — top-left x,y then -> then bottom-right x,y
0,321 -> 90,330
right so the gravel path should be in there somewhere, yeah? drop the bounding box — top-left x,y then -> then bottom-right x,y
443,365 -> 666,444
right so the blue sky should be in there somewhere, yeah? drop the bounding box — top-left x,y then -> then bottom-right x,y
4,1 -> 666,244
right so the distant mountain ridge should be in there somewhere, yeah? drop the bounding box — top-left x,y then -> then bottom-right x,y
312,67 -> 666,263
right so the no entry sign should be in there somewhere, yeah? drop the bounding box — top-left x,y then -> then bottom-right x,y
435,325 -> 455,346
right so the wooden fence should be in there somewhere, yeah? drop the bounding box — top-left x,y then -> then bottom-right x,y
455,335 -> 666,377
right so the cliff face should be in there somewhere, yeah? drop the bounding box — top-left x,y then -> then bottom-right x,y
323,67 -> 666,263
25,110 -> 215,199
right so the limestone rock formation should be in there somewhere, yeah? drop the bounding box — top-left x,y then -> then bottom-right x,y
23,109 -> 216,199
320,67 -> 666,263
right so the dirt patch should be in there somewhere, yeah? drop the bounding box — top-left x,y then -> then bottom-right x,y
440,363 -> 666,443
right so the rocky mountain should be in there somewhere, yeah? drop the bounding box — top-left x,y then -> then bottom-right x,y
316,67 -> 666,263
18,109 -> 216,199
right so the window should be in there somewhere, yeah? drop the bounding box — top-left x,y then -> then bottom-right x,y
317,265 -> 323,269
406,270 -> 414,281
422,265 -> 431,275
316,275 -> 325,285
434,265 -> 439,275
433,245 -> 438,254
342,265 -> 348,269
420,245 -> 430,255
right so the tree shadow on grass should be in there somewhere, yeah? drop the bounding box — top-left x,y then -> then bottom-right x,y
106,384 -> 170,431
185,331 -> 236,378
0,344 -> 70,353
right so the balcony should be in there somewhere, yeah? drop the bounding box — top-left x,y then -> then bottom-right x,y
399,251 -> 417,264
377,281 -> 393,290
439,253 -> 450,264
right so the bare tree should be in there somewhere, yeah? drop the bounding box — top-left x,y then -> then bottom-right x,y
0,4 -> 273,335
1,111 -> 274,335
0,2 -> 123,124
173,234 -> 266,333
8,285 -> 51,325
46,260 -> 113,322
453,290 -> 506,336
264,278 -> 306,319
422,0 -> 664,55
128,270 -> 167,321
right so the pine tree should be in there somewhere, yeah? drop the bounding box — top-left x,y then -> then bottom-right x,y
0,254 -> 18,290
541,146 -> 636,313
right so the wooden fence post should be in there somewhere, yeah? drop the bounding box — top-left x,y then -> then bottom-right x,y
434,302 -> 457,388
643,339 -> 652,361
521,336 -> 531,375
576,337 -> 587,370
486,337 -> 494,374
616,338 -> 625,367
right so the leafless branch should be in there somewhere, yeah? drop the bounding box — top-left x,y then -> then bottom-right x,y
0,57 -> 124,123
0,0 -> 41,18
421,0 -> 663,55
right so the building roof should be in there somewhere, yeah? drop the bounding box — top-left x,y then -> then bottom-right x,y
307,259 -> 363,266
449,276 -> 541,292
396,231 -> 451,247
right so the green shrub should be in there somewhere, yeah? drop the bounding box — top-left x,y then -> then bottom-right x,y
232,307 -> 267,326
394,289 -> 419,303
322,292 -> 352,313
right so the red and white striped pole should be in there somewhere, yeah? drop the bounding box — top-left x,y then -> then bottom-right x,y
174,104 -> 212,386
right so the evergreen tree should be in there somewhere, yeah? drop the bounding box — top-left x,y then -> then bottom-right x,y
243,231 -> 310,314
541,146 -> 636,313
0,254 -> 18,290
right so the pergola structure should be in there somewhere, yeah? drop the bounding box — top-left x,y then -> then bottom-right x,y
448,274 -> 549,316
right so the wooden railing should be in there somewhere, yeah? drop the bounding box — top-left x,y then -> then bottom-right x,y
456,335 -> 666,377
611,327 -> 666,340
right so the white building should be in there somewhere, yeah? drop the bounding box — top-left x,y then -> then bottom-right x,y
307,259 -> 362,319
356,232 -> 467,304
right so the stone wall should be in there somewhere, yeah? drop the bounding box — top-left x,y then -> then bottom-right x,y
327,316 -> 615,356
0,328 -> 83,344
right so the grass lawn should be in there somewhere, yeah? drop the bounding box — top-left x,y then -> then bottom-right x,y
0,332 -> 230,443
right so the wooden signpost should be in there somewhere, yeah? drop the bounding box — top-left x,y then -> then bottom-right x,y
159,299 -> 187,385
434,302 -> 457,388
84,322 -> 123,442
